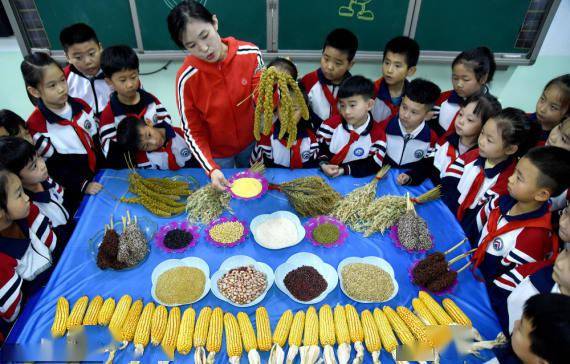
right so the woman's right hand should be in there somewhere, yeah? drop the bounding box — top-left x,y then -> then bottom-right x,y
210,169 -> 230,191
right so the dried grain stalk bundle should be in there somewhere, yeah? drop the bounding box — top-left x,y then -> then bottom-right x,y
355,185 -> 441,237
186,162 -> 266,224
121,155 -> 196,217
396,194 -> 433,251
270,176 -> 341,217
331,165 -> 391,226
254,67 -> 309,148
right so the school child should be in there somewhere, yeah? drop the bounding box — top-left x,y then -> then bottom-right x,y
430,46 -> 496,136
441,108 -> 536,237
115,116 -> 198,170
22,52 -> 102,215
301,28 -> 358,128
470,146 -> 569,297
399,93 -> 501,186
0,109 -> 32,143
0,169 -> 58,326
528,74 -> 570,145
371,36 -> 419,122
59,23 -> 112,116
546,116 -> 570,210
250,58 -> 319,169
317,75 -> 387,178
376,78 -> 440,182
98,45 -> 172,166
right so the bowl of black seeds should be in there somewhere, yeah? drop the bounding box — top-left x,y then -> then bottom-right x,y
155,221 -> 200,253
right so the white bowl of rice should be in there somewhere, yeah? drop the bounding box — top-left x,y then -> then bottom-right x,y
250,210 -> 305,249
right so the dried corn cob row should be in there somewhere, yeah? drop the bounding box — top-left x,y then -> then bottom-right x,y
300,306 -> 321,364
224,313 -> 243,364
97,297 -> 116,326
151,305 -> 168,346
373,308 -> 399,359
162,306 -> 181,359
333,305 -> 351,364
194,306 -> 212,364
269,309 -> 293,364
66,295 -> 88,331
418,291 -> 453,325
238,312 -> 261,364
361,310 -> 382,364
442,298 -> 482,341
51,296 -> 69,338
134,302 -> 155,356
345,304 -> 365,363
177,306 -> 196,355
206,307 -> 223,364
256,307 -> 272,352
397,306 -> 431,346
82,295 -> 103,326
319,305 -> 337,364
109,295 -> 132,341
120,299 -> 143,348
412,298 -> 439,326
286,310 -> 305,364
383,306 -> 415,347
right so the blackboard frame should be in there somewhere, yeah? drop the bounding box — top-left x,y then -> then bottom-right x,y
2,0 -> 561,66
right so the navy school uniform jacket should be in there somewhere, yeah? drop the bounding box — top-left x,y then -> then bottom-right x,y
26,177 -> 69,228
317,113 -> 387,177
382,114 -> 438,174
526,113 -> 548,146
0,203 -> 56,322
371,77 -> 408,123
64,65 -> 112,117
27,98 -> 99,214
133,124 -> 198,170
428,90 -> 463,136
250,118 -> 319,169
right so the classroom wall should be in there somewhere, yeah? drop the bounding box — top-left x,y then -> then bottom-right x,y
1,1 -> 569,123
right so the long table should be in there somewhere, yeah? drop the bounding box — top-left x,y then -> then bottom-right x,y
3,168 -> 501,363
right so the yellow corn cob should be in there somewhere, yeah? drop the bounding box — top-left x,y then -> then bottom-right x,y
51,296 -> 69,338
412,298 -> 439,326
361,310 -> 382,363
442,298 -> 472,327
162,306 -> 181,359
82,295 -> 103,326
345,304 -> 363,343
373,308 -> 398,353
66,296 -> 88,330
206,307 -> 223,354
237,312 -> 258,354
303,306 -> 319,346
383,306 -> 415,347
134,302 -> 155,356
288,310 -> 305,347
333,305 -> 350,345
419,291 -> 453,325
272,309 -> 293,347
224,313 -> 243,359
151,305 -> 168,346
319,305 -> 336,347
120,299 -> 143,343
194,306 -> 212,348
397,306 -> 430,344
255,307 -> 272,352
97,297 -> 116,326
108,295 -> 132,339
176,306 -> 196,355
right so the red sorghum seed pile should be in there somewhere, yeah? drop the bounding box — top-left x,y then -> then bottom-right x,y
283,265 -> 328,301
97,229 -> 127,270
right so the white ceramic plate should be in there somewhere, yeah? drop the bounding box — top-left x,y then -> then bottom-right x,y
250,211 -> 305,250
337,256 -> 399,303
275,252 -> 338,304
151,257 -> 211,306
210,255 -> 275,307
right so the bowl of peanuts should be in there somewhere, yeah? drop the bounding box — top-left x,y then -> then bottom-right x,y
210,255 -> 274,307
204,217 -> 249,248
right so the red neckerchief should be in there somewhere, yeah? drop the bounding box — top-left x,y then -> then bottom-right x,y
456,167 -> 485,221
330,130 -> 360,165
320,82 -> 340,117
57,116 -> 96,172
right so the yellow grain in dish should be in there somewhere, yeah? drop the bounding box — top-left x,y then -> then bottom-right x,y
230,178 -> 262,198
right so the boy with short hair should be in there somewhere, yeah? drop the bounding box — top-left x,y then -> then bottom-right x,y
0,109 -> 32,143
99,45 -> 172,167
59,23 -> 111,116
471,146 -> 570,296
301,28 -> 358,128
380,78 -> 439,178
317,75 -> 387,177
115,116 -> 197,170
372,36 -> 419,122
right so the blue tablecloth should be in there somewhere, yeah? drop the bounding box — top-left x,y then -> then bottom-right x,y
3,168 -> 501,363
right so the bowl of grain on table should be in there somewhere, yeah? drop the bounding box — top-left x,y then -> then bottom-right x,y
337,256 -> 399,303
150,257 -> 211,306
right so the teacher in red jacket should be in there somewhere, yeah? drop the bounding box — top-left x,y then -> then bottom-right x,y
168,1 -> 264,190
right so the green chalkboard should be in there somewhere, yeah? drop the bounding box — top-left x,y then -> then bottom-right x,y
279,0 -> 409,52
414,0 -> 530,53
136,0 -> 267,51
35,0 -> 137,50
